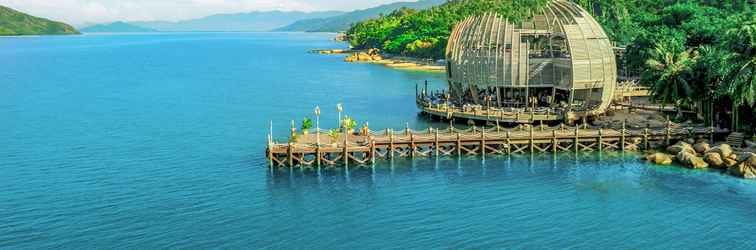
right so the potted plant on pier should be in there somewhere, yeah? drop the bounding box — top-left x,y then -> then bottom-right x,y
328,129 -> 340,146
342,116 -> 357,134
301,117 -> 312,135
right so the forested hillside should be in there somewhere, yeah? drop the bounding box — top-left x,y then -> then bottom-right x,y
0,5 -> 79,36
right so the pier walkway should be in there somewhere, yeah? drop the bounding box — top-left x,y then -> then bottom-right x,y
267,122 -> 727,168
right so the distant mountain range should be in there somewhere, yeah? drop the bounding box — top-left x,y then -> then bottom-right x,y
0,5 -> 79,36
276,0 -> 447,32
79,0 -> 447,33
126,11 -> 344,32
81,21 -> 157,33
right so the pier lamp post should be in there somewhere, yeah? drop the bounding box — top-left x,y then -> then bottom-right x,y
337,103 -> 343,130
315,106 -> 321,146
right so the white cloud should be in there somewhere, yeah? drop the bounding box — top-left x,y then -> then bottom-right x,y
0,0 -> 408,26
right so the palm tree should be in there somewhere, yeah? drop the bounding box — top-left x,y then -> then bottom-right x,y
722,19 -> 756,108
692,46 -> 727,123
644,40 -> 697,108
721,17 -> 756,131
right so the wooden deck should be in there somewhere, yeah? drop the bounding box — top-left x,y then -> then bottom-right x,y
266,123 -> 726,168
416,95 -> 565,124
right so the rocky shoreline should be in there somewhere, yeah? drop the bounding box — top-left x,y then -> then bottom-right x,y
312,48 -> 446,72
344,49 -> 445,72
644,140 -> 756,179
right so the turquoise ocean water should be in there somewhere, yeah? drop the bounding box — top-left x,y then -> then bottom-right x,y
2,32 -> 755,249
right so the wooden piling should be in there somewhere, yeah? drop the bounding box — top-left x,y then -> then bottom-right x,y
389,129 -> 394,159
316,143 -> 321,167
343,132 -> 348,167
506,131 -> 511,154
643,127 -> 650,150
620,120 -> 626,152
434,128 -> 440,157
481,129 -> 486,158
410,132 -> 416,158
552,130 -> 558,153
529,125 -> 534,154
574,125 -> 580,154
598,128 -> 603,152
369,137 -> 376,164
287,141 -> 293,167
456,132 -> 462,156
267,134 -> 274,167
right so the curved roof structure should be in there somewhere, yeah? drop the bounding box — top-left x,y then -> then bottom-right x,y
445,0 -> 616,118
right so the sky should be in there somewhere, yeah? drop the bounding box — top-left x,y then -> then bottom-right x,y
0,0 -> 409,26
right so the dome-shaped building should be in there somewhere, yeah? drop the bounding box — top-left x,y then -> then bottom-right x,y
443,0 -> 616,123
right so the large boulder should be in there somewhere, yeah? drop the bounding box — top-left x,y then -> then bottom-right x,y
667,141 -> 696,155
704,152 -> 725,169
677,151 -> 709,169
693,142 -> 711,154
728,153 -> 756,179
646,152 -> 673,165
708,144 -> 734,160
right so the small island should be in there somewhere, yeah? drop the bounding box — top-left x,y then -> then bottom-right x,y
0,5 -> 79,36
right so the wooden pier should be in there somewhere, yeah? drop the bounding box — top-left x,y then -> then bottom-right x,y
266,122 -> 726,168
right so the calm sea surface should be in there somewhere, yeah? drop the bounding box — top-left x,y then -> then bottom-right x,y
1,32 -> 755,249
